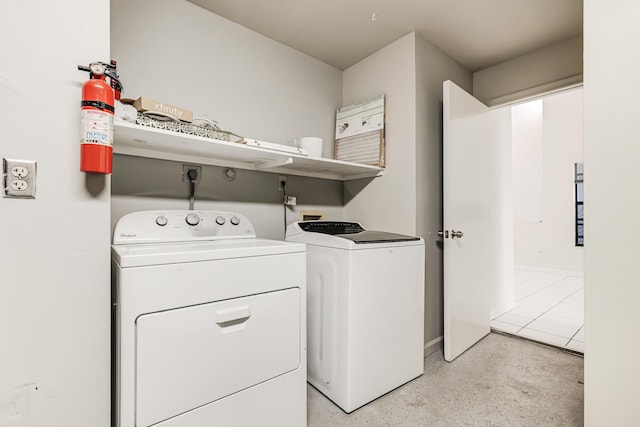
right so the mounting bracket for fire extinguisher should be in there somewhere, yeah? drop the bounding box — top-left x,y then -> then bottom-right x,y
77,60 -> 123,175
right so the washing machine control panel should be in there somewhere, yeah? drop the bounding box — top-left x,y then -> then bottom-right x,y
113,210 -> 256,244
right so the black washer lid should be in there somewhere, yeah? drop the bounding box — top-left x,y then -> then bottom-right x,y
298,221 -> 420,244
298,221 -> 365,234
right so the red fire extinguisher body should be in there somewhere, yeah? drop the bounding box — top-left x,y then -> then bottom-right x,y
80,77 -> 114,174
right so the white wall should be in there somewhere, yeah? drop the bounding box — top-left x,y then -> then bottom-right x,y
584,1 -> 640,424
0,1 -> 110,426
512,89 -> 584,273
512,100 -> 544,225
489,107 -> 515,318
540,89 -> 583,272
415,35 -> 473,350
110,0 -> 345,236
474,36 -> 583,106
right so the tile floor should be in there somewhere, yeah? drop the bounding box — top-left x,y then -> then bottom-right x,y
491,267 -> 584,353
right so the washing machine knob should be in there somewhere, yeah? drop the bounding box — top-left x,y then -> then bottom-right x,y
215,216 -> 226,225
185,213 -> 200,226
230,216 -> 240,226
155,215 -> 168,227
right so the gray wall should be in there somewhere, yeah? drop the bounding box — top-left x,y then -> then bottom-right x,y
584,0 -> 640,424
415,34 -> 473,351
473,36 -> 583,106
110,0 -> 344,234
342,33 -> 417,235
0,1 -> 110,425
343,31 -> 473,354
111,155 -> 343,240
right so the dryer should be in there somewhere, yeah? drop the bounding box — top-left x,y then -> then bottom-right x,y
286,221 -> 425,413
112,210 -> 306,427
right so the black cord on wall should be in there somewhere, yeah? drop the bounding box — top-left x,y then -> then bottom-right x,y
187,168 -> 198,210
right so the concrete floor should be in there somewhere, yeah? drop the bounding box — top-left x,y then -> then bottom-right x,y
307,333 -> 583,426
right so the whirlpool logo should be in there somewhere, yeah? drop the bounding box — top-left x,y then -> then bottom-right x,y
120,233 -> 137,238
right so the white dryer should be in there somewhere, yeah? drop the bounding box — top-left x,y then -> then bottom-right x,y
286,221 -> 425,413
111,210 -> 306,427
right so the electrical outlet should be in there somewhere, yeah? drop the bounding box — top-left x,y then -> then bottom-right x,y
284,195 -> 297,206
11,166 -> 29,178
11,180 -> 28,191
3,158 -> 36,198
278,175 -> 287,191
182,164 -> 202,183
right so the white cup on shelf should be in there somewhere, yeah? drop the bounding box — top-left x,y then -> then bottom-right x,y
299,137 -> 323,157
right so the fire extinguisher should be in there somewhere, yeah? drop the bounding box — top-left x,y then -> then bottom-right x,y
77,61 -> 123,174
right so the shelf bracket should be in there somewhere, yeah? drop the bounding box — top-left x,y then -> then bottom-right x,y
255,156 -> 294,170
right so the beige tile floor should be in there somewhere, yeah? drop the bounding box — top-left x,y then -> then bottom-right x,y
491,267 -> 584,353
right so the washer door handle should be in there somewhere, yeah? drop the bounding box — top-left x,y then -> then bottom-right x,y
215,305 -> 251,326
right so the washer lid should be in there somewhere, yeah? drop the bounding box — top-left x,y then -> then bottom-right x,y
296,221 -> 421,244
112,238 -> 305,268
334,230 -> 421,244
298,221 -> 366,235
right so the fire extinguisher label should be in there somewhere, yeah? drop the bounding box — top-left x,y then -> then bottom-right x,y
80,110 -> 113,146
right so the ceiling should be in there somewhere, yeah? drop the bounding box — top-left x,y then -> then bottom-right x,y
187,0 -> 582,71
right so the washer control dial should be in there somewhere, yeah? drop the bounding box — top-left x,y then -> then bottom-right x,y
215,216 -> 226,225
155,215 -> 168,227
185,213 -> 200,226
230,216 -> 240,226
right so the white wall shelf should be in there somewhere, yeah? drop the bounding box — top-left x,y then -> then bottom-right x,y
114,121 -> 384,181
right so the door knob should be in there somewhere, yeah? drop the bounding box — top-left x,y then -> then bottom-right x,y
437,230 -> 449,238
451,230 -> 464,239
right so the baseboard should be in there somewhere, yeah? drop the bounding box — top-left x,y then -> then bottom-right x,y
490,301 -> 516,320
515,265 -> 583,277
424,336 -> 443,358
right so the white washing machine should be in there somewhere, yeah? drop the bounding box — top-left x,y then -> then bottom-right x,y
111,210 -> 306,427
286,221 -> 425,413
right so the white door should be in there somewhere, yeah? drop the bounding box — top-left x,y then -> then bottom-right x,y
443,80 -> 505,362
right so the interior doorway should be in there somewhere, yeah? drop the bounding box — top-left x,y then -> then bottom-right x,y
489,87 -> 584,354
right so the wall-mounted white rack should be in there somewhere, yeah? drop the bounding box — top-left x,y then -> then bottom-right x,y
113,121 -> 384,181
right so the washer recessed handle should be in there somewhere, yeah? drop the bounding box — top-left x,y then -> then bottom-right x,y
215,305 -> 251,326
